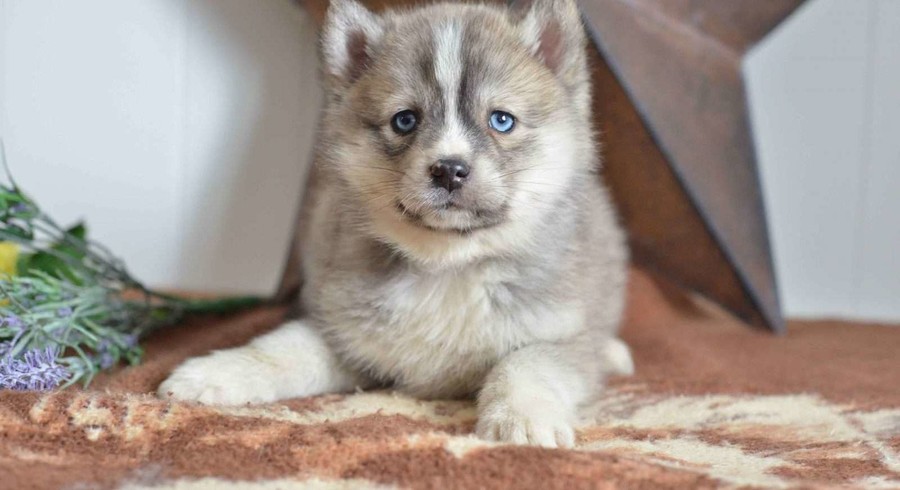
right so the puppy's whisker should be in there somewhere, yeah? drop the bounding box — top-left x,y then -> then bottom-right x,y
356,182 -> 401,193
493,166 -> 572,180
347,165 -> 405,175
510,181 -> 569,188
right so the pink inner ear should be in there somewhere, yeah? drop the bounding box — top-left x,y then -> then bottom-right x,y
538,21 -> 565,74
345,30 -> 369,82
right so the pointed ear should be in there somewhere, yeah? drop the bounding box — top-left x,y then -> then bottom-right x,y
321,0 -> 383,85
514,0 -> 588,90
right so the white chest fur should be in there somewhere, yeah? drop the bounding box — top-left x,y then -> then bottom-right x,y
321,264 -> 585,397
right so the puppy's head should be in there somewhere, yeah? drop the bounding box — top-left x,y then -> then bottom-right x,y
319,0 -> 593,264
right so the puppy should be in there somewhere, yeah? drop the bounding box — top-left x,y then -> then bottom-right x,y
160,0 -> 632,448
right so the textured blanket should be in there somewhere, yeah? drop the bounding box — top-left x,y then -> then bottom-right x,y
1,269 -> 898,489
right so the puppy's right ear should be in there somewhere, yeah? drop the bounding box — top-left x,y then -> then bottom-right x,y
321,0 -> 383,85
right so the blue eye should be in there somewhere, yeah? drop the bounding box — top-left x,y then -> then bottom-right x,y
489,111 -> 515,133
391,110 -> 418,134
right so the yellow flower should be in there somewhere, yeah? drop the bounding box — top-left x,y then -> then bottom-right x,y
0,242 -> 20,277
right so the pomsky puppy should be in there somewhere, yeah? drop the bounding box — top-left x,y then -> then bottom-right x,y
160,0 -> 633,448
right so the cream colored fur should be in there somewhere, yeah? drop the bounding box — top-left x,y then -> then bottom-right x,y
160,0 -> 632,448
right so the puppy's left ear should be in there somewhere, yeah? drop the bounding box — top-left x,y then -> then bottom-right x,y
513,0 -> 588,93
320,0 -> 384,86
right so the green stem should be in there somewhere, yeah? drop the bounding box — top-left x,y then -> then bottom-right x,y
133,291 -> 266,315
165,295 -> 267,315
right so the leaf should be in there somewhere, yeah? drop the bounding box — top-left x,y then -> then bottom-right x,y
0,189 -> 21,213
125,346 -> 143,366
54,222 -> 88,260
15,251 -> 32,275
2,224 -> 33,240
19,222 -> 90,282
0,190 -> 37,220
66,223 -> 87,241
20,251 -> 81,284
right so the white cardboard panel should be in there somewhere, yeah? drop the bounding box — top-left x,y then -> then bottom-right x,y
856,0 -> 900,322
746,0 -> 872,319
175,0 -> 320,293
1,0 -> 185,286
0,0 -> 320,294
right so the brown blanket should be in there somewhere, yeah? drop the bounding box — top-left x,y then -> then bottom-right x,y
1,269 -> 898,489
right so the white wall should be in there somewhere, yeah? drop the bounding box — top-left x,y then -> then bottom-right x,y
746,0 -> 900,322
0,0 -> 897,321
0,0 -> 321,294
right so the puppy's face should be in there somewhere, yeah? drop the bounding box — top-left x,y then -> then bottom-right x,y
321,0 -> 590,253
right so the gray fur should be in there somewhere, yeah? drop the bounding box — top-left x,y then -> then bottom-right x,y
160,0 -> 631,448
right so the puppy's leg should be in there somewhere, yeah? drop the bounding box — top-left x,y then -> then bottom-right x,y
476,336 -> 630,448
159,319 -> 362,405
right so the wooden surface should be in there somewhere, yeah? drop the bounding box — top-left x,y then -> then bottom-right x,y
281,0 -> 803,331
588,47 -> 770,329
582,0 -> 806,331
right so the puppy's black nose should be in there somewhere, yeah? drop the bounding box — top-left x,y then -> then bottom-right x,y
430,159 -> 470,192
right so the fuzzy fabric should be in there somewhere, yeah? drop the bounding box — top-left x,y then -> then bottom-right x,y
1,269 -> 898,489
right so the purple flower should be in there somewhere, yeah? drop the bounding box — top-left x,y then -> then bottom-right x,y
98,351 -> 115,370
57,307 -> 74,318
1,315 -> 23,329
121,334 -> 138,348
1,315 -> 26,349
0,341 -> 11,357
93,339 -> 119,370
0,346 -> 70,391
9,203 -> 29,215
94,340 -> 113,368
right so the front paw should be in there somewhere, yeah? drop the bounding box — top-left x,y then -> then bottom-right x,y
476,397 -> 575,448
158,348 -> 279,405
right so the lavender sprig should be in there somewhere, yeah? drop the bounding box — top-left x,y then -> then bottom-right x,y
0,140 -> 263,391
0,346 -> 69,390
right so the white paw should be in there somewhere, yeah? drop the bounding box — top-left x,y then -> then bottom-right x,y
158,348 -> 281,405
476,397 -> 575,448
603,337 -> 634,376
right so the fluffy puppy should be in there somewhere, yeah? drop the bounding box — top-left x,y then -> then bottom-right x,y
160,0 -> 632,448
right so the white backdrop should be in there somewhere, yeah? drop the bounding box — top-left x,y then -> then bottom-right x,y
746,0 -> 900,322
0,0 -> 321,294
1,0 -> 898,321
